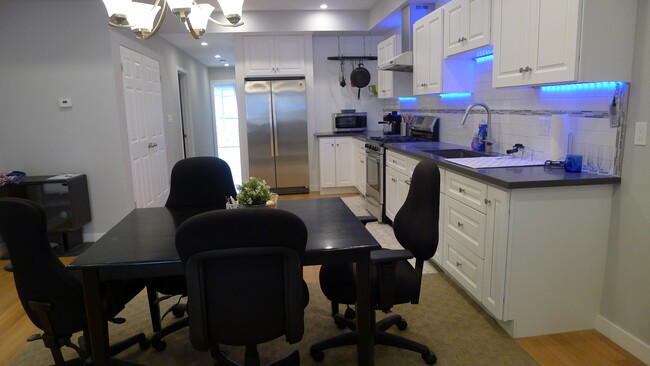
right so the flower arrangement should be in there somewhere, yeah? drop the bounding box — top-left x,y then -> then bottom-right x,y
236,177 -> 273,206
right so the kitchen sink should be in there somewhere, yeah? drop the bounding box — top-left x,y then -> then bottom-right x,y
421,149 -> 491,158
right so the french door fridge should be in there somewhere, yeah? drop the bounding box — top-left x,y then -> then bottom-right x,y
244,78 -> 309,194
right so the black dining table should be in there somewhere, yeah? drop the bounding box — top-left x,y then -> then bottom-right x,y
68,197 -> 381,366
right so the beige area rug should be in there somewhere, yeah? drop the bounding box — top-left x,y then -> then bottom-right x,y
10,274 -> 537,366
340,195 -> 437,274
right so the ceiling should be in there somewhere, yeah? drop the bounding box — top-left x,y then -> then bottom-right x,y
155,0 -> 385,67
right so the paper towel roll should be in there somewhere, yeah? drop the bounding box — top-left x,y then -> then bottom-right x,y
549,114 -> 575,160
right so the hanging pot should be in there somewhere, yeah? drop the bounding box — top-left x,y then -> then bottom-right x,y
350,62 -> 371,99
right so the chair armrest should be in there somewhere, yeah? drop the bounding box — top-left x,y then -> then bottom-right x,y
371,249 -> 413,264
356,215 -> 378,226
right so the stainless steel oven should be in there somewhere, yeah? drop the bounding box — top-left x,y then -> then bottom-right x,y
364,142 -> 384,222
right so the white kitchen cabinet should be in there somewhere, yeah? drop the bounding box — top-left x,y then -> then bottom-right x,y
354,139 -> 366,195
439,168 -> 614,338
413,8 -> 474,95
377,35 -> 412,99
443,0 -> 491,57
492,0 -> 637,87
319,137 -> 354,189
243,36 -> 305,77
384,150 -> 421,222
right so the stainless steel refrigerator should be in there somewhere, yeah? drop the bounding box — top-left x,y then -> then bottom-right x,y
244,78 -> 309,194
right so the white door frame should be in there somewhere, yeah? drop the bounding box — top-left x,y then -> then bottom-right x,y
177,67 -> 195,158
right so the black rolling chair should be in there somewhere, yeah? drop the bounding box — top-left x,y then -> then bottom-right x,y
176,208 -> 308,366
148,156 -> 237,350
310,160 -> 440,365
0,198 -> 148,365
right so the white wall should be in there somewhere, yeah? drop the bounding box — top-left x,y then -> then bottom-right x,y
598,0 -> 650,361
209,67 -> 236,81
0,0 -> 214,240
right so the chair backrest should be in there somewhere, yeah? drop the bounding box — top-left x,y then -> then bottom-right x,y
176,208 -> 308,351
393,160 -> 441,261
165,156 -> 237,210
0,198 -> 85,336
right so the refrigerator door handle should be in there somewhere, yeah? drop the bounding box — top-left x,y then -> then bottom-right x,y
268,95 -> 276,158
272,101 -> 279,158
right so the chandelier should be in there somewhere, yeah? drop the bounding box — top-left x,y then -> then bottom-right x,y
101,0 -> 244,39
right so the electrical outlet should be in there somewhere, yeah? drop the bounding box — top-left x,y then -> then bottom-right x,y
634,122 -> 647,146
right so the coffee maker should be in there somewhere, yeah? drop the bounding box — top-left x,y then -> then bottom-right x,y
380,111 -> 402,135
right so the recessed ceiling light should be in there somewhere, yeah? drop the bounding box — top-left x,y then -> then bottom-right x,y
224,63 -> 230,67
320,4 -> 328,9
200,42 -> 208,46
219,59 -> 225,63
214,54 -> 221,58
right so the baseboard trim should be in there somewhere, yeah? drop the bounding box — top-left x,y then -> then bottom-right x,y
595,315 -> 650,364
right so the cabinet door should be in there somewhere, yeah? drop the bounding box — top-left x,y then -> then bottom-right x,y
444,0 -> 466,56
243,36 -> 276,76
396,173 -> 411,216
465,0 -> 491,51
355,151 -> 366,195
443,233 -> 483,300
527,0 -> 580,85
334,138 -> 354,187
424,9 -> 444,94
385,166 -> 400,221
274,36 -> 306,75
492,0 -> 531,87
482,186 -> 510,319
412,17 -> 430,95
319,138 -> 337,188
378,36 -> 396,98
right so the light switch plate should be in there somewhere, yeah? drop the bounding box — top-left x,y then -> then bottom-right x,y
634,122 -> 647,146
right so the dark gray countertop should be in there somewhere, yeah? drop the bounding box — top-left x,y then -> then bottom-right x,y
314,132 -> 620,189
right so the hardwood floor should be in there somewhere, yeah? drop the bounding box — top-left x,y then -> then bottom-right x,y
0,193 -> 645,365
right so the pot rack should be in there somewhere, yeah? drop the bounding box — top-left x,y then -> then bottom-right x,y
327,56 -> 377,61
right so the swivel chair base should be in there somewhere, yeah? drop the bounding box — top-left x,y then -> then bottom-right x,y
39,331 -> 149,366
213,347 -> 300,366
309,313 -> 437,365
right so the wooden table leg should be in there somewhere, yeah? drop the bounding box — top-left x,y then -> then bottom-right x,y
355,253 -> 374,366
81,269 -> 110,366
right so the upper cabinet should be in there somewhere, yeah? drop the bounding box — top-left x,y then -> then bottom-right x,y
377,36 -> 396,98
493,0 -> 637,88
413,8 -> 474,96
443,0 -> 491,57
243,36 -> 306,77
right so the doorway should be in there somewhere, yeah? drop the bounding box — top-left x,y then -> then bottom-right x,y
177,68 -> 194,158
212,81 -> 242,187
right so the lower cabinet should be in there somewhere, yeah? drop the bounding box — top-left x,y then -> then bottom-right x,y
319,137 -> 354,189
354,139 -> 366,195
384,150 -> 421,222
439,168 -> 614,338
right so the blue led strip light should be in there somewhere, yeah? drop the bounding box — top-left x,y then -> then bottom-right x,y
440,93 -> 472,98
474,53 -> 494,63
397,97 -> 417,101
540,82 -> 622,92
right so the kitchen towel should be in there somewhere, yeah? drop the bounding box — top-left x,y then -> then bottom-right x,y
549,114 -> 576,160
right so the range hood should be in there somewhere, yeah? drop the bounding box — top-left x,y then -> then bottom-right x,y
378,4 -> 432,72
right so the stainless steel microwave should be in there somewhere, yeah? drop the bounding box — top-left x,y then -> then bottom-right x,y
332,112 -> 367,132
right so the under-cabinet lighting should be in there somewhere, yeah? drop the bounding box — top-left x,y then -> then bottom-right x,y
397,97 -> 417,102
540,82 -> 623,92
474,53 -> 493,63
439,93 -> 472,98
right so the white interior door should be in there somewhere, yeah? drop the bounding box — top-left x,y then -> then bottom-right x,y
120,46 -> 169,208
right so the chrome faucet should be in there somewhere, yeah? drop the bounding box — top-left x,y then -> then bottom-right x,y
460,102 -> 492,149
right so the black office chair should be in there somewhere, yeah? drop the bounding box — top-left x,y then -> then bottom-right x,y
0,197 -> 148,365
176,208 -> 308,366
148,156 -> 238,350
310,160 -> 440,365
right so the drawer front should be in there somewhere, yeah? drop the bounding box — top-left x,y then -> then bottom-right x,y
444,196 -> 486,258
386,150 -> 408,174
444,171 -> 487,213
443,233 -> 483,300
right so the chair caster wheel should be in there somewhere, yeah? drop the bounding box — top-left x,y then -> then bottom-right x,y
310,348 -> 325,362
334,317 -> 347,329
344,307 -> 356,319
172,308 -> 185,318
152,340 -> 166,351
422,351 -> 437,365
397,318 -> 408,330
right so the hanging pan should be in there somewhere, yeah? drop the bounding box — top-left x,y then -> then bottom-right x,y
350,62 -> 371,100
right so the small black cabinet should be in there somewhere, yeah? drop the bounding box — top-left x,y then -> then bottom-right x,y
0,174 -> 91,254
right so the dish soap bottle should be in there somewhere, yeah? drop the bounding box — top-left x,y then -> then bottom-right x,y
476,121 -> 487,152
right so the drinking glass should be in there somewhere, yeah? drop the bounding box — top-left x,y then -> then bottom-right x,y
598,146 -> 615,175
